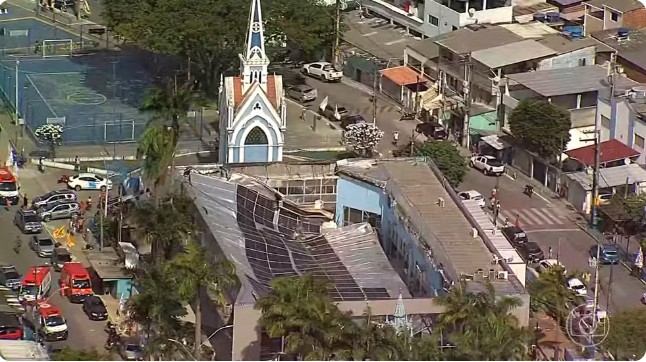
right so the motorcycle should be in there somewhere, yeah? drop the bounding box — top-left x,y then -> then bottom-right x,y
57,174 -> 70,184
524,184 -> 534,198
37,158 -> 45,174
104,321 -> 116,334
399,112 -> 417,121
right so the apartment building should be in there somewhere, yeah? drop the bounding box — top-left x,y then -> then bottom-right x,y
583,0 -> 646,35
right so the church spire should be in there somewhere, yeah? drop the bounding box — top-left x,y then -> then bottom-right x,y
240,0 -> 270,92
389,291 -> 413,335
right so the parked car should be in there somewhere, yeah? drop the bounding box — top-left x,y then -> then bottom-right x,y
285,84 -> 318,103
32,190 -> 77,209
13,209 -> 42,234
340,115 -> 366,130
0,264 -> 21,291
500,226 -> 528,245
302,62 -> 343,82
590,244 -> 620,264
37,201 -> 80,222
30,235 -> 55,258
67,173 -> 112,192
119,336 -> 146,361
457,190 -> 486,208
536,259 -> 566,274
415,122 -> 448,140
567,277 -> 588,296
597,193 -> 613,206
82,296 -> 108,321
517,242 -> 544,263
469,155 -> 505,176
319,104 -> 349,121
575,302 -> 608,322
50,248 -> 73,272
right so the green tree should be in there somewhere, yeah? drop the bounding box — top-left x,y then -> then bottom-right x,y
509,100 -> 571,158
396,140 -> 467,187
169,242 -> 237,358
50,347 -> 111,361
138,125 -> 175,191
603,307 -> 646,360
130,199 -> 193,260
335,309 -> 404,361
528,265 -> 584,325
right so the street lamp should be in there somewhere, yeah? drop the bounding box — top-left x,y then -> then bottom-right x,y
167,338 -> 197,361
200,324 -> 233,347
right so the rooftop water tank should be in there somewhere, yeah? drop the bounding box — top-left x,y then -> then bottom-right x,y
617,28 -> 630,39
546,12 -> 560,22
563,26 -> 583,38
533,13 -> 546,22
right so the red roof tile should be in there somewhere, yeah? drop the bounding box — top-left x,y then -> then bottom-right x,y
232,76 -> 278,109
381,66 -> 423,86
266,75 -> 277,108
565,139 -> 640,166
233,77 -> 243,105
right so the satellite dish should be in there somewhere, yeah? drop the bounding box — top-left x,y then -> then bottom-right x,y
468,8 -> 476,17
624,158 -> 632,165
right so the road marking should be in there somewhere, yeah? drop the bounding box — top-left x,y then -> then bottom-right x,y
384,38 -> 407,45
526,228 -> 582,233
363,31 -> 378,36
502,208 -> 568,227
530,208 -> 557,225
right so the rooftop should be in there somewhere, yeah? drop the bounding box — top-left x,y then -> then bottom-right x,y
405,33 -> 455,59
472,39 -> 556,69
537,33 -> 614,54
187,172 -> 410,306
584,0 -> 644,12
565,139 -> 640,166
342,12 -> 419,60
435,26 -> 524,55
336,158 -> 499,281
506,65 -> 638,96
499,22 -> 559,39
381,66 -> 424,86
84,250 -> 131,280
566,163 -> 646,190
591,28 -> 646,71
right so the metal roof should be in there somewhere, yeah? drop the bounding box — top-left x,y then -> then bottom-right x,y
565,163 -> 646,190
506,65 -> 634,96
435,26 -> 524,55
537,33 -> 614,54
565,139 -> 640,166
472,39 -> 556,69
592,28 -> 646,71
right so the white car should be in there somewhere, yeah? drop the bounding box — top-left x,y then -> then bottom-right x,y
469,155 -> 505,176
567,277 -> 588,296
302,62 -> 343,82
67,173 -> 113,192
536,259 -> 567,274
458,190 -> 486,208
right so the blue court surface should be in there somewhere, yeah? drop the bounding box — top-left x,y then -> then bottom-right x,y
0,18 -> 151,145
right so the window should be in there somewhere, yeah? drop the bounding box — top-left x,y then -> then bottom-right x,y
601,115 -> 611,130
635,134 -> 645,148
452,26 -> 458,31
578,58 -> 587,66
245,127 -> 268,145
610,11 -> 619,21
343,206 -> 381,229
428,15 -> 439,26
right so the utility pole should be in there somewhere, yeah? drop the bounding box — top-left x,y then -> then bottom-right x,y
372,65 -> 378,124
332,0 -> 341,68
461,53 -> 472,149
15,60 -> 19,132
592,241 -> 602,330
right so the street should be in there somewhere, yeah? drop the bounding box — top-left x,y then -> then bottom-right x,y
3,166 -> 109,352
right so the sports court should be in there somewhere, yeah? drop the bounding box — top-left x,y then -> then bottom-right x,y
0,17 -> 151,145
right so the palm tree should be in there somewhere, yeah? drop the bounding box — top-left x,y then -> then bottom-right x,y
435,280 -> 481,332
528,265 -> 584,325
450,316 -> 531,360
138,125 -> 175,192
130,200 -> 193,260
336,314 -> 404,361
169,242 -> 237,358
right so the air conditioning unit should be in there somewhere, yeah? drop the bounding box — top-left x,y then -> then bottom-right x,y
471,228 -> 478,238
497,271 -> 509,280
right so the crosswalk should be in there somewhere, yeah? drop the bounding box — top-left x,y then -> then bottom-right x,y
0,285 -> 25,313
500,208 -> 568,227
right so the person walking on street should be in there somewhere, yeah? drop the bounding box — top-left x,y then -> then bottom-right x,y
74,156 -> 80,171
548,246 -> 553,259
301,107 -> 307,121
22,194 -> 28,209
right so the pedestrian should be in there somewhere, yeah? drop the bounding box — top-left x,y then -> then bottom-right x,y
74,156 -> 80,171
301,107 -> 307,121
548,246 -> 553,258
22,194 -> 28,209
33,40 -> 40,54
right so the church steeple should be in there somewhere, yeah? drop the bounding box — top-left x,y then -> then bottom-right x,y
240,0 -> 270,92
389,291 -> 413,335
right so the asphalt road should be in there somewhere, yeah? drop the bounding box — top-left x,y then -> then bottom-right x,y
459,167 -> 646,313
5,166 -> 109,352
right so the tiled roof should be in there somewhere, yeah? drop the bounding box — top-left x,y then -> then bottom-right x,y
233,76 -> 243,105
266,75 -> 277,107
381,66 -> 423,86
565,139 -> 640,166
232,75 -> 278,109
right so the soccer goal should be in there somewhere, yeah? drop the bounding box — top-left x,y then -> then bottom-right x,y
42,39 -> 74,58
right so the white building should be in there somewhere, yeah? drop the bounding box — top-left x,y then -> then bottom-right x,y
218,0 -> 287,164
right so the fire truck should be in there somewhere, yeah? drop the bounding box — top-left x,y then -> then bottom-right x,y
31,302 -> 68,341
0,167 -> 18,205
18,266 -> 52,304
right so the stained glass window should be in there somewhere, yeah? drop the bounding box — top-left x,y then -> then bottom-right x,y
246,127 -> 268,145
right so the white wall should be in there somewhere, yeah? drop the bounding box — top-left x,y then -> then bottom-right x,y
365,0 -> 432,36
425,1 -> 461,36
537,47 -> 597,71
597,97 -> 612,141
459,6 -> 513,26
567,126 -> 596,150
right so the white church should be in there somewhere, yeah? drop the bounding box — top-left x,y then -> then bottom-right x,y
218,0 -> 286,164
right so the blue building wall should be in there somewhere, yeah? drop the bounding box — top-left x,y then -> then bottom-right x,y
335,176 -> 446,297
106,278 -> 133,299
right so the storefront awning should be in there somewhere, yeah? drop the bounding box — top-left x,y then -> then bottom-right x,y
380,66 -> 423,86
480,135 -> 510,150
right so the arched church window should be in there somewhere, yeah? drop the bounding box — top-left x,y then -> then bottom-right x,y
245,127 -> 269,145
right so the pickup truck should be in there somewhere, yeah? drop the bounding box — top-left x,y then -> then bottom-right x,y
302,62 -> 343,82
469,155 -> 505,176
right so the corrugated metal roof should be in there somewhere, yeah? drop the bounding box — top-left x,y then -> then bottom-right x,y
435,26 -> 524,55
506,65 -> 637,96
537,33 -> 613,54
565,163 -> 646,190
472,39 -> 556,69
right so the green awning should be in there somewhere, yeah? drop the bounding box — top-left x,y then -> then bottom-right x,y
469,111 -> 498,134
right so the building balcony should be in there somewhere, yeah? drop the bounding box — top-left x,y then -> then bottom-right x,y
362,0 -> 425,26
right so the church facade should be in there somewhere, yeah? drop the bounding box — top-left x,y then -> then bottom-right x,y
219,0 -> 286,164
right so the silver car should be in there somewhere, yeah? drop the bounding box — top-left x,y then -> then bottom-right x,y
285,84 -> 318,103
32,190 -> 77,209
37,200 -> 80,222
119,337 -> 145,361
30,235 -> 55,257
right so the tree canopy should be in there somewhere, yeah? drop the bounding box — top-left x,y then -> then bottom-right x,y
603,307 -> 646,360
103,0 -> 338,93
50,347 -> 111,361
509,100 -> 571,158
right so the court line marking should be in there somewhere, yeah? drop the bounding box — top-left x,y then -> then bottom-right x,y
25,73 -> 58,117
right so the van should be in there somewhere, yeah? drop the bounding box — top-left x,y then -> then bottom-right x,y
19,266 -> 52,304
60,262 -> 93,303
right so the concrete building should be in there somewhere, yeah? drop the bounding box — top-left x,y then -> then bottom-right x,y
362,0 -> 517,39
592,28 -> 646,83
218,0 -> 286,163
583,0 -> 646,35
